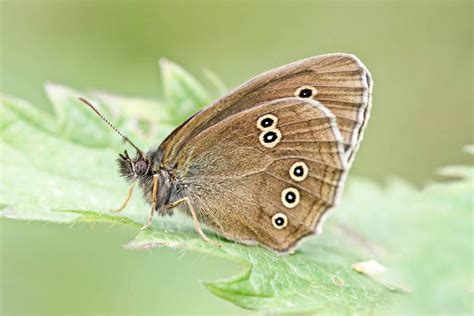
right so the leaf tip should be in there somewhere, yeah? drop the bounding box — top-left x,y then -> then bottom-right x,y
463,144 -> 474,155
159,58 -> 172,69
352,259 -> 388,276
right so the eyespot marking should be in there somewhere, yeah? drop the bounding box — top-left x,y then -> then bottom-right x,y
281,187 -> 300,208
289,161 -> 309,182
257,114 -> 278,130
272,213 -> 288,229
259,129 -> 281,148
295,85 -> 317,99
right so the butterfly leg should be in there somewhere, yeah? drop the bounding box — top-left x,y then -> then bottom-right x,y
167,197 -> 221,247
140,174 -> 159,231
111,182 -> 136,213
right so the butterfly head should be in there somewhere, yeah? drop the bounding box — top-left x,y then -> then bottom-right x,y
78,97 -> 172,210
117,148 -> 172,210
117,150 -> 152,182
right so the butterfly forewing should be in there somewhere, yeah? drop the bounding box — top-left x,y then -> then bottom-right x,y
160,53 -> 372,165
171,98 -> 347,252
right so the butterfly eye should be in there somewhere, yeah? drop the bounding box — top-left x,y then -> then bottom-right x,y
272,213 -> 288,229
257,114 -> 278,130
289,162 -> 309,182
135,160 -> 149,175
281,188 -> 300,208
295,85 -> 317,99
259,129 -> 282,148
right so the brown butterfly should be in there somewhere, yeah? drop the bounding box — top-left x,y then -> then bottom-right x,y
79,53 -> 372,253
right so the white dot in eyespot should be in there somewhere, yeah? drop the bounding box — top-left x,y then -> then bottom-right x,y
259,128 -> 281,148
289,161 -> 309,182
295,85 -> 317,99
281,187 -> 300,208
257,114 -> 278,130
272,213 -> 288,229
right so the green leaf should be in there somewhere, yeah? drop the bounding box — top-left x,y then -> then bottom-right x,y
90,91 -> 175,148
202,67 -> 228,98
160,58 -> 211,125
1,62 -> 472,314
1,93 -> 57,135
382,162 -> 473,314
45,83 -> 118,148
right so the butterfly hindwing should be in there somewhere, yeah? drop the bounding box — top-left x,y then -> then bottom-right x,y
172,98 -> 347,252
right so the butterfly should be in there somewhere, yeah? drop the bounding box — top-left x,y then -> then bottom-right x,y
79,53 -> 372,253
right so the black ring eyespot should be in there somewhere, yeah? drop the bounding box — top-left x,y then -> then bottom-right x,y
257,114 -> 278,130
263,131 -> 277,143
295,86 -> 317,99
281,188 -> 300,208
289,162 -> 309,182
260,117 -> 274,128
272,213 -> 288,229
298,88 -> 313,98
294,166 -> 304,177
285,191 -> 296,203
259,128 -> 281,148
275,216 -> 285,226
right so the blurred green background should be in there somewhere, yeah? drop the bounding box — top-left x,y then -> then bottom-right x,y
1,1 -> 472,314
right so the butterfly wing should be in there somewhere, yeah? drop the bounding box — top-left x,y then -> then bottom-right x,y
171,98 -> 347,252
160,53 -> 372,165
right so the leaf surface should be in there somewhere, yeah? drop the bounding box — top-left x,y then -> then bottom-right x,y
1,62 -> 471,314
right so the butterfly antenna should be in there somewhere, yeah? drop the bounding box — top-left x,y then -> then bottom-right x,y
78,97 -> 143,155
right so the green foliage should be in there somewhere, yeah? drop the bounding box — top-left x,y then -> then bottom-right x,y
0,61 -> 472,314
